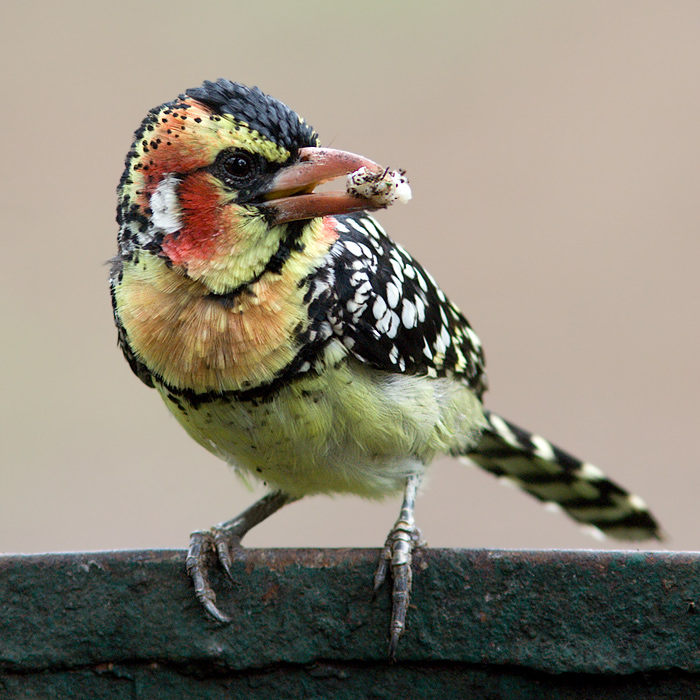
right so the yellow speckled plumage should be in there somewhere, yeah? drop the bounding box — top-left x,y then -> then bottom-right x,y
159,359 -> 485,499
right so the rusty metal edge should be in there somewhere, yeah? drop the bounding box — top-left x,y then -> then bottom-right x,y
1,548 -> 699,675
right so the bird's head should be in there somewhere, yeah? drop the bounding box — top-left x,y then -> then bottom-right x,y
117,79 -> 392,294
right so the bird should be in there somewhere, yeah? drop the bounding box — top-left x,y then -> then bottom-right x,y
110,78 -> 661,658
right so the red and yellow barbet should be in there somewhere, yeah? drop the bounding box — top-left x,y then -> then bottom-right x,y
111,79 -> 661,658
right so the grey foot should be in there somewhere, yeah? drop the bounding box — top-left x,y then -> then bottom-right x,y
373,474 -> 424,659
186,527 -> 240,623
185,491 -> 298,623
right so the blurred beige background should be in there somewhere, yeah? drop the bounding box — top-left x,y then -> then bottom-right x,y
2,1 -> 698,555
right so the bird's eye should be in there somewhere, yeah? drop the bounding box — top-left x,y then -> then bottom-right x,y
221,151 -> 257,181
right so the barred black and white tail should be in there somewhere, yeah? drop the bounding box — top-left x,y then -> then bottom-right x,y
464,411 -> 661,541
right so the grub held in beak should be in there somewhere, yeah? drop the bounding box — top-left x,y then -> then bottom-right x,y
259,147 -> 385,224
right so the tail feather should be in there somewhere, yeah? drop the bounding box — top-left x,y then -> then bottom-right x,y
463,411 -> 661,541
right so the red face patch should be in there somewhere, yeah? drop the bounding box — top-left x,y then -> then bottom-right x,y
160,172 -> 231,266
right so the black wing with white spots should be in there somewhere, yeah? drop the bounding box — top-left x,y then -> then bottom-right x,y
329,213 -> 487,397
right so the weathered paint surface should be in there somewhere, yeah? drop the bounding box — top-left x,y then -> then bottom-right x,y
1,548 -> 700,697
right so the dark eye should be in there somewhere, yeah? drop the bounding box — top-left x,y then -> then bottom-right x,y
224,152 -> 255,178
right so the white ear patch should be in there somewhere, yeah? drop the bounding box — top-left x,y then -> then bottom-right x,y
150,174 -> 182,234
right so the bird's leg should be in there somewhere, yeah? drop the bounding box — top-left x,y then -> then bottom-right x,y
374,474 -> 425,659
187,491 -> 300,623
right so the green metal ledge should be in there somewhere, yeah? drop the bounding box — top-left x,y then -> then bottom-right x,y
1,548 -> 700,698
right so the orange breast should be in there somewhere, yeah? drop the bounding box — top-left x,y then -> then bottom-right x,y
115,214 -> 340,392
115,254 -> 310,392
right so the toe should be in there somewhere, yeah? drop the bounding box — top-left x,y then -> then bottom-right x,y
187,530 -> 231,624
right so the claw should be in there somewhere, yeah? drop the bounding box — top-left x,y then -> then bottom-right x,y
373,541 -> 392,594
186,492 -> 300,623
186,530 -> 232,623
373,474 -> 424,660
382,520 -> 424,658
212,526 -> 242,581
